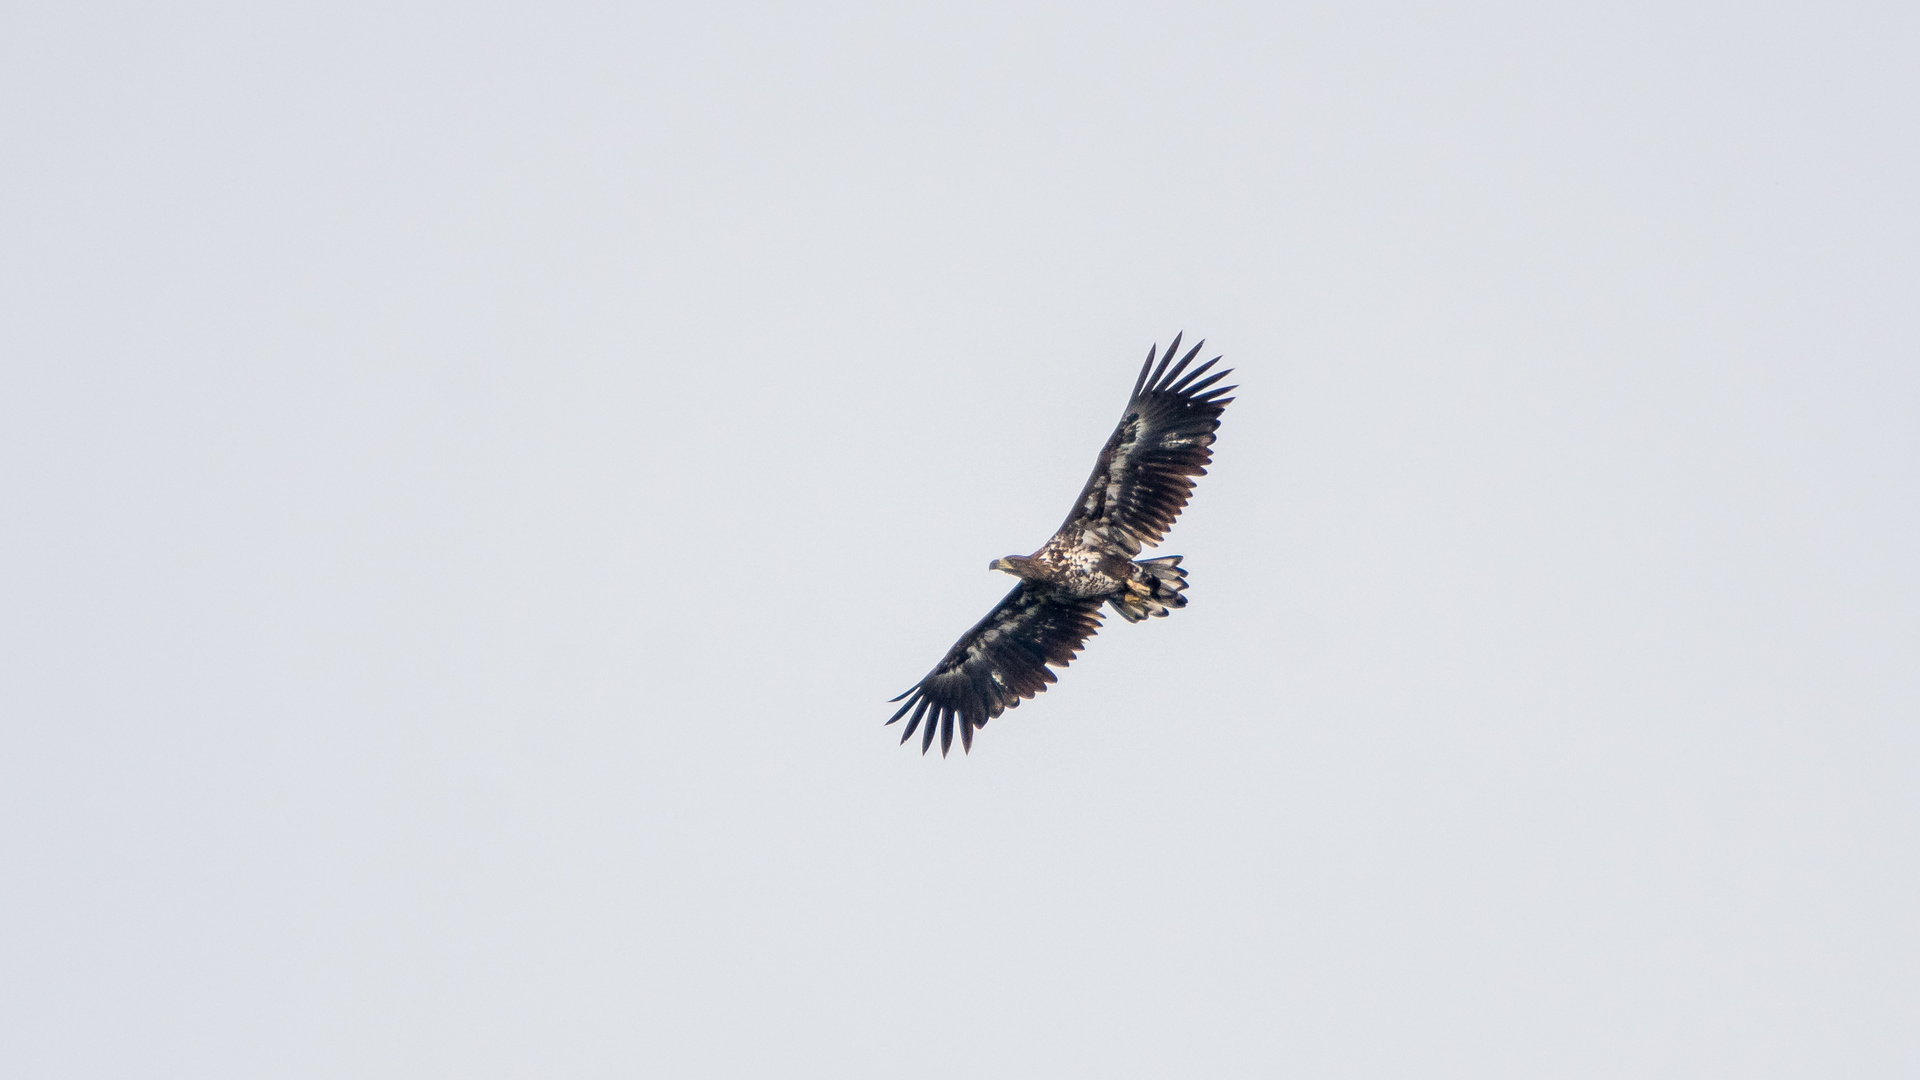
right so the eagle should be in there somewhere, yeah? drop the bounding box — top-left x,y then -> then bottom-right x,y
886,333 -> 1236,755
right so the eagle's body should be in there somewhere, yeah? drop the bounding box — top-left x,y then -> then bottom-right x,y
1012,533 -> 1128,596
887,334 -> 1236,755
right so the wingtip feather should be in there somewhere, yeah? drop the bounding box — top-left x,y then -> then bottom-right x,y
1143,334 -> 1178,394
1130,349 -> 1155,400
1169,357 -> 1222,394
1154,338 -> 1205,392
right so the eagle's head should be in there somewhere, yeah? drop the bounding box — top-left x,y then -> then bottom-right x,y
990,555 -> 1037,577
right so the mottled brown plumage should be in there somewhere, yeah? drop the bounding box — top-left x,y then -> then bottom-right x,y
886,334 -> 1236,755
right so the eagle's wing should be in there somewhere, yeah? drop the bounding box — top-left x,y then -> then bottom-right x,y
886,583 -> 1106,756
1062,333 -> 1236,555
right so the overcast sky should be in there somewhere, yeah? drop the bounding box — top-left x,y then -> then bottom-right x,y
4,2 -> 1916,1077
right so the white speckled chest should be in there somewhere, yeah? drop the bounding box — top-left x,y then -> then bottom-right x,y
1037,528 -> 1128,597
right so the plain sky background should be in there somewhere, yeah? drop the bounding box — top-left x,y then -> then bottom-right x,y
4,2 -> 1916,1076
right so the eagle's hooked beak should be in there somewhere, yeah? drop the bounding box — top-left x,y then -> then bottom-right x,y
990,557 -> 1017,574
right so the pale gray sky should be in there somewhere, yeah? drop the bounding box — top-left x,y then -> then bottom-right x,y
4,2 -> 1916,1077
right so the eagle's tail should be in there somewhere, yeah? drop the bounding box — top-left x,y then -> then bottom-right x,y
1110,556 -> 1190,623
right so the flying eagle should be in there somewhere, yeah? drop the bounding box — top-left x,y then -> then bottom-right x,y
887,334 -> 1236,755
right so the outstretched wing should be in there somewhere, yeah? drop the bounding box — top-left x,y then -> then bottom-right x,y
886,583 -> 1106,756
1063,333 -> 1236,555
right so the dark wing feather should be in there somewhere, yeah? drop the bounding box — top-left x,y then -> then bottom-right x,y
886,583 -> 1106,756
1063,332 -> 1236,555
